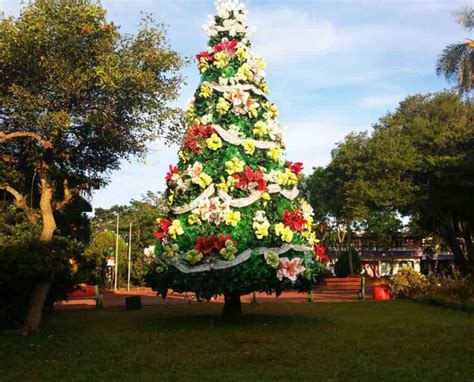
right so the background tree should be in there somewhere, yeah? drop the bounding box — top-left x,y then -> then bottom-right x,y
436,6 -> 474,95
0,0 -> 185,333
89,191 -> 166,286
309,92 -> 473,274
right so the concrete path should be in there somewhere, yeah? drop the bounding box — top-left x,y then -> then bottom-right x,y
55,288 -> 372,310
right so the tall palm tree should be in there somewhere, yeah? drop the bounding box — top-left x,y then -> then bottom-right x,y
436,6 -> 474,95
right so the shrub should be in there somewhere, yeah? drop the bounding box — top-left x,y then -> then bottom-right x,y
0,237 -> 80,328
334,250 -> 360,278
428,271 -> 474,303
390,267 -> 428,298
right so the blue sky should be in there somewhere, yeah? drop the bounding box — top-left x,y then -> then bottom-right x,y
1,0 -> 470,210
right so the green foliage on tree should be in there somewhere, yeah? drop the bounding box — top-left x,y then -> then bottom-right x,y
88,191 -> 166,286
0,0 -> 186,333
436,6 -> 474,95
84,231 -> 127,286
307,91 -> 474,275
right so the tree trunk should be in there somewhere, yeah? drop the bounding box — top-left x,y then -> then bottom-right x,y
22,177 -> 56,335
21,279 -> 53,335
222,292 -> 241,320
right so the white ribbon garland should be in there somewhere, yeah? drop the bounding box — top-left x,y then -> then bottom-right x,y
171,184 -> 215,214
212,124 -> 278,149
172,184 -> 299,214
217,185 -> 299,208
203,81 -> 267,97
168,243 -> 313,273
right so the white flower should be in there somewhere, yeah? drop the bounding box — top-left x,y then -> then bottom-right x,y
267,120 -> 284,142
201,113 -> 213,125
228,124 -> 245,138
193,197 -> 230,225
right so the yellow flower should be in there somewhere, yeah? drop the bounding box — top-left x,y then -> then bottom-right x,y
224,210 -> 241,227
168,220 -> 184,239
254,56 -> 266,70
281,228 -> 293,243
168,190 -> 174,205
260,192 -> 270,206
247,99 -> 259,118
267,146 -> 281,161
302,230 -> 316,245
217,177 -> 229,192
225,156 -> 245,175
253,121 -> 267,137
236,63 -> 253,81
259,80 -> 269,94
206,133 -> 222,151
254,222 -> 270,239
155,217 -> 162,224
304,215 -> 314,227
236,47 -> 248,61
199,83 -> 213,98
242,139 -> 256,155
275,169 -> 298,187
214,51 -> 227,68
274,222 -> 285,236
226,175 -> 238,189
186,102 -> 195,121
179,150 -> 189,163
194,172 -> 212,188
263,102 -> 279,119
216,97 -> 230,115
188,214 -> 202,226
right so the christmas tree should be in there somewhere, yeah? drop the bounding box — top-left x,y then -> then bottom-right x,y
147,0 -> 326,316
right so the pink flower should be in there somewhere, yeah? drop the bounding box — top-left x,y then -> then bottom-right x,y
276,257 -> 305,282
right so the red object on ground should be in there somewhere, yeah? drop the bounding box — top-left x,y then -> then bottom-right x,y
69,284 -> 96,298
372,286 -> 391,301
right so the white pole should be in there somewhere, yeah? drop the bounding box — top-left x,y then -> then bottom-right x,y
127,222 -> 132,292
114,214 -> 119,291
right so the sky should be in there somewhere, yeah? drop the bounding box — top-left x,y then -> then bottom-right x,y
1,0 -> 470,211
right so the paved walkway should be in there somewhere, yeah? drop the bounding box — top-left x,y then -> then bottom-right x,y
55,288 -> 371,310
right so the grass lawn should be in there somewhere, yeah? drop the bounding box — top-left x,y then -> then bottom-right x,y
1,300 -> 473,382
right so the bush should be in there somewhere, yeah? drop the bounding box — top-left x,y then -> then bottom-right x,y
390,267 -> 428,298
334,250 -> 360,278
428,271 -> 474,303
0,237 -> 80,328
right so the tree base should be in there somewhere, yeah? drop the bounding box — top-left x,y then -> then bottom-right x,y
222,292 -> 241,320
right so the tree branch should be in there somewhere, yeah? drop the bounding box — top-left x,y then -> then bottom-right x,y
54,179 -> 77,211
0,183 -> 38,224
0,131 -> 52,149
0,183 -> 29,210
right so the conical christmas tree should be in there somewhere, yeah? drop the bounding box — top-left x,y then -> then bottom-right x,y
147,0 -> 325,314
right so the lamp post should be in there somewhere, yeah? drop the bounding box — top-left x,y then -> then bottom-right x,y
127,222 -> 132,292
114,213 -> 119,291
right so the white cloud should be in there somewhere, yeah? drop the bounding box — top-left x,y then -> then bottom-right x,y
284,118 -> 366,171
249,8 -> 348,64
360,94 -> 403,109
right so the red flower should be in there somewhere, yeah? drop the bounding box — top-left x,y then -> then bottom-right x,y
165,165 -> 179,183
213,38 -> 238,54
217,233 -> 234,250
189,122 -> 214,138
182,134 -> 201,153
314,244 -> 329,262
233,167 -> 268,191
287,162 -> 304,177
196,51 -> 214,62
195,235 -> 217,256
155,219 -> 172,239
282,210 -> 306,232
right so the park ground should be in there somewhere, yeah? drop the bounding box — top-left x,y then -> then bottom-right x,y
1,300 -> 474,382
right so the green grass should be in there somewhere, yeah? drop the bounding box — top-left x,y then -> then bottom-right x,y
1,301 -> 473,381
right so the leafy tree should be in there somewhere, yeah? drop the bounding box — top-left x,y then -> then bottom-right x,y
84,231 -> 127,287
436,6 -> 474,95
0,0 -> 185,333
89,191 -> 166,285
